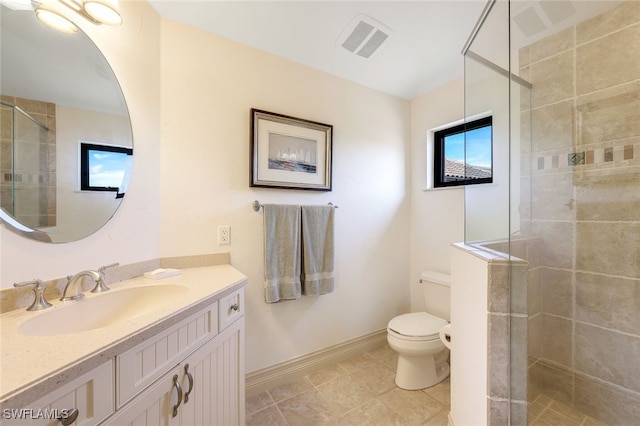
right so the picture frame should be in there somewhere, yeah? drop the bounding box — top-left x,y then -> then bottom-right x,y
250,108 -> 333,191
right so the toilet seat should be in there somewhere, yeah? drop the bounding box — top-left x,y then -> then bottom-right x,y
387,312 -> 448,341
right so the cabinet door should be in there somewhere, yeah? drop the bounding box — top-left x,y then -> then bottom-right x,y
116,305 -> 219,407
106,319 -> 244,426
179,317 -> 244,426
102,366 -> 181,426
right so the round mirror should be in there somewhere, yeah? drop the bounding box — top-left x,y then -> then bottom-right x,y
0,5 -> 132,243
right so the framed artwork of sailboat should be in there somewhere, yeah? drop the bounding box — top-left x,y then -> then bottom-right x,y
251,109 -> 333,191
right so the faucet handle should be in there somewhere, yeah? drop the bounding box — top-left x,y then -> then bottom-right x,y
99,262 -> 119,274
91,262 -> 119,293
13,279 -> 52,311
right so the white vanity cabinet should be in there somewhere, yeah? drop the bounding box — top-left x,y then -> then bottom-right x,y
1,361 -> 114,426
104,287 -> 245,426
1,266 -> 247,426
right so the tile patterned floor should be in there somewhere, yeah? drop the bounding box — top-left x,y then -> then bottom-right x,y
528,394 -> 608,426
246,344 -> 608,426
246,344 -> 450,425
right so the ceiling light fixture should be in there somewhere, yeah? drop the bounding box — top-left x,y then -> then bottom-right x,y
32,0 -> 122,34
35,3 -> 78,34
84,0 -> 122,25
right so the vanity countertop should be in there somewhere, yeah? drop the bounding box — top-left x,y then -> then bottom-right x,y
0,264 -> 247,409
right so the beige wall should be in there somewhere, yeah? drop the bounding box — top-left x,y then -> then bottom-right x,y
159,18 -> 411,372
1,0 -> 413,376
523,2 -> 640,423
2,0 -> 487,380
409,79 -> 464,313
52,105 -> 131,242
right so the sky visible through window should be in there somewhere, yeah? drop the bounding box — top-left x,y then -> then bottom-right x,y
89,150 -> 128,188
444,126 -> 492,168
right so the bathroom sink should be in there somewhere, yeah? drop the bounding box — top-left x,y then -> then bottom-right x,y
19,285 -> 189,336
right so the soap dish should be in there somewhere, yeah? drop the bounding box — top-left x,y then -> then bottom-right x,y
144,268 -> 181,280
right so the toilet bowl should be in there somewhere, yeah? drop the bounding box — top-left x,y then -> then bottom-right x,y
387,270 -> 451,390
387,312 -> 450,390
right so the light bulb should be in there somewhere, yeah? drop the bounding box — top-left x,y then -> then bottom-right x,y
83,0 -> 122,26
35,4 -> 78,34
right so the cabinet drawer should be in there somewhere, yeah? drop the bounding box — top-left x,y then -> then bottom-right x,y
218,288 -> 244,331
2,361 -> 113,426
102,365 -> 180,426
116,304 -> 218,408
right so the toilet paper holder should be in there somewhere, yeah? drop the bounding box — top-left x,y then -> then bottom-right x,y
439,324 -> 452,349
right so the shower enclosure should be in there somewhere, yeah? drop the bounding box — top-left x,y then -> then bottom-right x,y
463,0 -> 639,424
0,99 -> 55,229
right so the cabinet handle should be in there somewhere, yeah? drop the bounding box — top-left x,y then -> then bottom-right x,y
229,303 -> 239,313
172,374 -> 183,418
183,364 -> 194,404
58,408 -> 79,426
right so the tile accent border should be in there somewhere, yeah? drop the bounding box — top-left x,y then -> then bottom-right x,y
535,142 -> 639,172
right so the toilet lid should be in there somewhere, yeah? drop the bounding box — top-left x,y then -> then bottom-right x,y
388,312 -> 448,339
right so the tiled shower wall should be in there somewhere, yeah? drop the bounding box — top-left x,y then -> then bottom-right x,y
0,96 -> 56,228
519,2 -> 640,424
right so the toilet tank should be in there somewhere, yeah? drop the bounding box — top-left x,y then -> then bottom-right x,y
420,270 -> 451,321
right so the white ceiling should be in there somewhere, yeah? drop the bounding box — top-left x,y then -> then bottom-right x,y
1,1 -> 624,112
149,1 -> 489,100
148,0 -> 624,101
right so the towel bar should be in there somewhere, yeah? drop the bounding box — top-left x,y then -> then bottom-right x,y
252,200 -> 338,212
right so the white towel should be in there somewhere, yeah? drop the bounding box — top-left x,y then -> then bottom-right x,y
301,205 -> 335,295
263,204 -> 302,303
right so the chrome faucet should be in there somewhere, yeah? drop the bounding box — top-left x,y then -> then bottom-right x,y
61,270 -> 100,301
60,263 -> 119,302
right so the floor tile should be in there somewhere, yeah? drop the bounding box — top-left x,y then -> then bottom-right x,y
247,344 -> 450,426
246,405 -> 288,426
307,364 -> 349,387
246,391 -> 275,415
247,346 -> 613,426
316,374 -> 376,416
268,377 -> 314,403
379,388 -> 445,425
341,398 -> 408,425
278,388 -> 338,425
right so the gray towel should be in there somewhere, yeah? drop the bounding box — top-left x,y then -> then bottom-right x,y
263,204 -> 302,303
301,205 -> 335,295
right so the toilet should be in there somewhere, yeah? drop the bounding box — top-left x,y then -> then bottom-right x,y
387,270 -> 451,390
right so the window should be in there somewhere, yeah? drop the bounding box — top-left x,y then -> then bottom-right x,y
80,142 -> 133,196
433,116 -> 492,188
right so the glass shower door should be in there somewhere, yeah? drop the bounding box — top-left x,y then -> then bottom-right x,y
463,0 -> 640,424
0,100 -> 52,229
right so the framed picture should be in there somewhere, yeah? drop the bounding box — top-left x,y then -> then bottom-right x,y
250,109 -> 333,191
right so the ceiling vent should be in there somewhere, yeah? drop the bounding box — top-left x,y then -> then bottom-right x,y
336,14 -> 393,59
512,1 -> 577,37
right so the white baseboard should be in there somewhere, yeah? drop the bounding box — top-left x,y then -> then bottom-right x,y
245,329 -> 388,397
